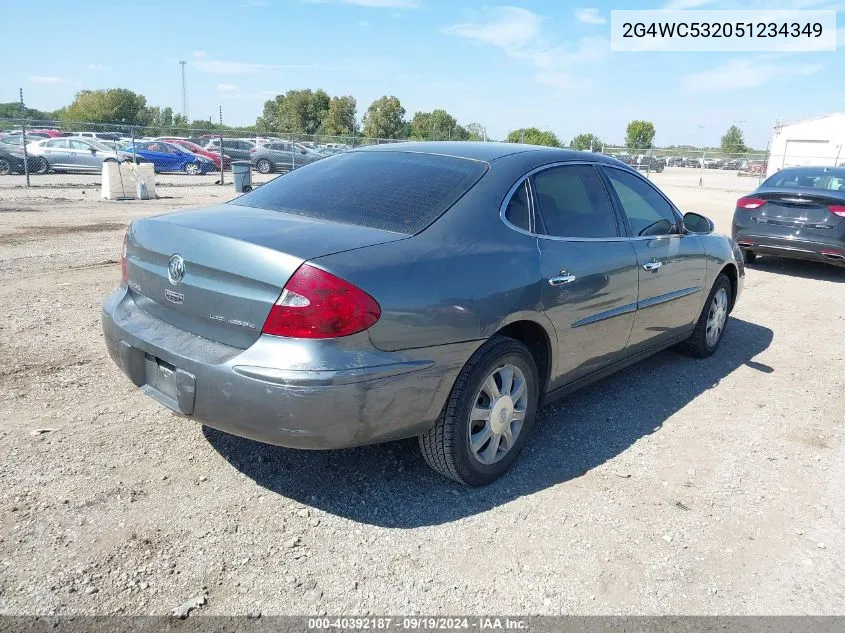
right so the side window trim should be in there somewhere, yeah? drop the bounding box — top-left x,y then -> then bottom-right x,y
599,164 -> 684,236
502,160 -> 681,242
501,179 -> 535,234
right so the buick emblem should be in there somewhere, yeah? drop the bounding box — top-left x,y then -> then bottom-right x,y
167,254 -> 185,285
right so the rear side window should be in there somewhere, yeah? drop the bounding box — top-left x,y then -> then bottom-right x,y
532,165 -> 618,238
235,151 -> 488,234
504,181 -> 531,231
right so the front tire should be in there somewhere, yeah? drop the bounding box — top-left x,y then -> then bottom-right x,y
184,162 -> 200,175
0,158 -> 10,175
677,273 -> 732,358
33,157 -> 49,175
419,336 -> 539,486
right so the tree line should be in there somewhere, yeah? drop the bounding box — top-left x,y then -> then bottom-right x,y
1,87 -> 753,152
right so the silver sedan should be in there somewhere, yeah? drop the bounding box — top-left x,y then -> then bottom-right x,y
26,136 -> 136,172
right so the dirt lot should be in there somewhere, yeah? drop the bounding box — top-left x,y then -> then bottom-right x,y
0,170 -> 843,616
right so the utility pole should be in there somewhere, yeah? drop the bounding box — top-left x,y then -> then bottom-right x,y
697,124 -> 705,187
20,88 -> 30,187
179,60 -> 188,120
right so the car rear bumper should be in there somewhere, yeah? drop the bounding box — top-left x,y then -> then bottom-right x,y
732,226 -> 845,266
102,286 -> 471,449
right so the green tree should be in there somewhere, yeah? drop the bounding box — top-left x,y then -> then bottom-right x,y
569,133 -> 603,151
320,96 -> 357,136
507,127 -> 560,147
464,123 -> 487,141
625,120 -> 656,150
256,89 -> 331,134
720,125 -> 748,154
409,109 -> 465,141
362,95 -> 406,139
0,102 -> 55,120
60,89 -> 151,125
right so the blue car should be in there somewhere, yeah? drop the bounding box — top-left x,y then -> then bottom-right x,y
127,141 -> 216,174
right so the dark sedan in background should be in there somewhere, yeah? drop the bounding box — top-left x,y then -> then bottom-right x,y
733,166 -> 845,267
103,142 -> 743,486
0,146 -> 47,175
249,141 -> 326,173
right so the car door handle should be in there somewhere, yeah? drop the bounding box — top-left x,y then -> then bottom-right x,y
643,260 -> 662,272
549,271 -> 577,286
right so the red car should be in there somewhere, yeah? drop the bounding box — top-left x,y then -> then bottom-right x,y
158,138 -> 230,170
28,129 -> 66,138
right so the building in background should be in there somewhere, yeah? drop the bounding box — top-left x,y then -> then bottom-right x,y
767,113 -> 845,178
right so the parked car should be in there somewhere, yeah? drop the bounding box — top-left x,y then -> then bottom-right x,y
203,138 -> 255,161
128,141 -> 216,174
0,146 -> 48,175
721,159 -> 741,170
72,131 -> 122,141
1,133 -> 49,146
249,141 -> 326,174
703,158 -> 724,169
157,138 -> 230,170
745,160 -> 767,175
733,166 -> 845,268
103,142 -> 743,486
98,140 -> 132,152
25,137 -> 137,173
666,156 -> 685,167
684,157 -> 702,168
633,155 -> 665,173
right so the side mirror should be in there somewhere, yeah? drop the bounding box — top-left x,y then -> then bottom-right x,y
683,212 -> 715,234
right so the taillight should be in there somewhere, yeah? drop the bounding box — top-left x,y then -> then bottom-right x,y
120,230 -> 128,283
262,264 -> 381,338
249,147 -> 256,153
828,205 -> 845,217
737,197 -> 766,209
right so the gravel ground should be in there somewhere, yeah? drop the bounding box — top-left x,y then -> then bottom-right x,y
0,175 -> 843,616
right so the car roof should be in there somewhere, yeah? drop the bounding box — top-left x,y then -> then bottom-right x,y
352,141 -> 626,165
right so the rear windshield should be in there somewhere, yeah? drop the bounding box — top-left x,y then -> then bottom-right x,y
234,151 -> 488,234
764,168 -> 845,191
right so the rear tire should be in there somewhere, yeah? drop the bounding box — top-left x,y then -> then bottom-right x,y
677,273 -> 732,359
0,158 -> 10,175
741,249 -> 757,264
256,159 -> 273,174
419,336 -> 539,486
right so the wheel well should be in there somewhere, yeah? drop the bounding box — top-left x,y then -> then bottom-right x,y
495,320 -> 552,394
721,263 -> 738,311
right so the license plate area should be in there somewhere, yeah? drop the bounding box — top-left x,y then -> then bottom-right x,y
145,354 -> 178,400
138,351 -> 196,415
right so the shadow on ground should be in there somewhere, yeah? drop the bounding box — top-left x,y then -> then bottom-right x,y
203,317 -> 773,528
749,257 -> 845,283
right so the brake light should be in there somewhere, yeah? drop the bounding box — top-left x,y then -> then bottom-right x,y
737,197 -> 766,209
249,147 -> 256,153
262,264 -> 381,338
120,230 -> 128,283
828,205 -> 845,217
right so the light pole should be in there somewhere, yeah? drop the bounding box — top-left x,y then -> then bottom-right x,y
697,124 -> 705,186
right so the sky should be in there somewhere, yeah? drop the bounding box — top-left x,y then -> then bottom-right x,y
3,0 -> 844,148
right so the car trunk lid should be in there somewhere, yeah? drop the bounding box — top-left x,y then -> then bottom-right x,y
124,203 -> 407,348
751,189 -> 844,233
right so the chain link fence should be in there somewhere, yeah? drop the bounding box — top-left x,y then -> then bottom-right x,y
2,118 -> 843,192
0,118 -> 406,189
